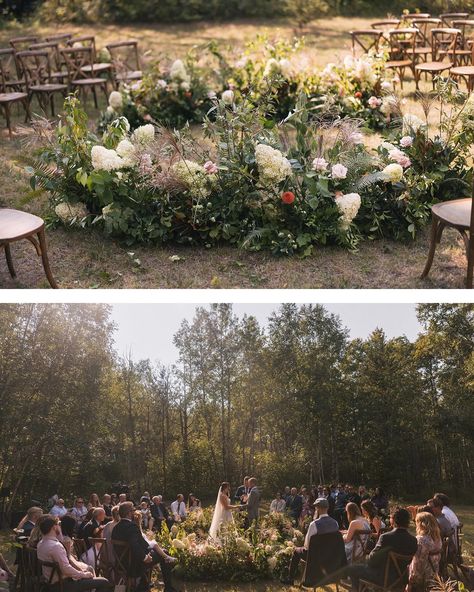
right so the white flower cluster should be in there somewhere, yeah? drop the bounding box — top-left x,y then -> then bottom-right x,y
403,114 -> 425,134
255,143 -> 292,186
263,58 -> 293,79
343,55 -> 377,86
173,160 -> 215,198
170,59 -> 191,90
336,192 -> 361,230
108,91 -> 123,111
55,201 -> 89,223
382,163 -> 404,183
91,146 -> 124,171
116,139 -> 136,166
132,124 -> 155,146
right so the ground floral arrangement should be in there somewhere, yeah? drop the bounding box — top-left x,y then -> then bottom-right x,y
98,37 -> 396,132
27,76 -> 474,255
153,508 -> 304,582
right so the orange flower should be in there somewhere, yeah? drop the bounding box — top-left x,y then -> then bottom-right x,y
354,91 -> 362,99
281,191 -> 295,204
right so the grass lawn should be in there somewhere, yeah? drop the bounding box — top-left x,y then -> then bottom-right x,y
0,17 -> 469,289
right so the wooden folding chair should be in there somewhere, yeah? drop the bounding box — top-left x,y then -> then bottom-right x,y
351,529 -> 372,563
402,13 -> 431,23
10,36 -> 40,51
60,46 -> 108,108
349,30 -> 383,54
0,48 -> 26,91
29,42 -> 68,84
415,28 -> 460,89
0,51 -> 29,137
359,552 -> 413,592
440,13 -> 471,28
408,18 -> 442,63
421,190 -> 474,288
23,546 -> 43,592
38,559 -> 65,592
67,35 -> 112,83
45,33 -> 73,44
386,28 -> 418,89
88,537 -> 108,576
106,41 -> 142,87
371,20 -> 400,32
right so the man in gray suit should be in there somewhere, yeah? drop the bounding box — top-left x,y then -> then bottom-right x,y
245,477 -> 260,527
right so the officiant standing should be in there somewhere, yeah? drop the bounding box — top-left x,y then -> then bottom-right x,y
234,477 -> 250,504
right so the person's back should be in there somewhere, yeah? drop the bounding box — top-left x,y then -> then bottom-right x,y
313,514 -> 339,534
367,527 -> 418,580
112,514 -> 148,577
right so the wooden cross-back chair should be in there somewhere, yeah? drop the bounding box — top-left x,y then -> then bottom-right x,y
88,537 -> 108,576
60,46 -> 108,108
402,13 -> 431,23
450,20 -> 474,64
10,35 -> 40,51
111,540 -> 154,592
0,50 -> 30,138
38,558 -> 65,592
440,13 -> 471,27
421,187 -> 474,287
385,28 -> 418,89
67,35 -> 112,79
16,49 -> 68,116
351,529 -> 373,563
408,18 -> 442,62
450,41 -> 474,90
0,48 -> 25,91
45,32 -> 73,43
414,28 -> 460,89
106,40 -> 142,87
72,537 -> 88,559
371,20 -> 401,32
349,30 -> 383,54
23,546 -> 43,592
29,41 -> 68,84
358,552 -> 413,592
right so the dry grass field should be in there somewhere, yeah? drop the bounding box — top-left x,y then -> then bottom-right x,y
0,17 -> 469,289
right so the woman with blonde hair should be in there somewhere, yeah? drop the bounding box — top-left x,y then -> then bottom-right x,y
87,493 -> 101,509
343,502 -> 371,562
407,511 -> 442,591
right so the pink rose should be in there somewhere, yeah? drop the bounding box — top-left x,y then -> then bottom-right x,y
203,160 -> 218,174
368,96 -> 382,109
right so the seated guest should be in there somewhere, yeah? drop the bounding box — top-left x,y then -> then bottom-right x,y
71,498 -> 88,524
281,497 -> 339,585
407,512 -> 442,592
371,487 -> 389,513
138,502 -> 152,530
51,499 -> 68,518
187,494 -> 201,513
37,516 -> 112,592
170,494 -> 187,522
361,500 -> 385,537
270,492 -> 286,514
433,493 -> 460,529
287,487 -> 303,523
102,494 -> 113,519
112,501 -> 178,592
150,496 -> 171,532
27,515 -> 52,549
140,492 -> 151,505
77,509 -> 94,539
82,508 -> 106,549
18,507 -> 43,537
60,515 -> 95,576
345,508 -> 418,590
346,485 -> 362,509
427,498 -> 453,539
343,502 -> 371,562
103,506 -> 120,544
87,494 -> 101,510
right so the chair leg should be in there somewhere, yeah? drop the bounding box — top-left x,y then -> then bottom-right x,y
421,216 -> 440,279
37,227 -> 58,288
4,243 -> 16,278
466,236 -> 474,288
50,93 -> 55,117
2,103 -> 13,139
92,85 -> 98,108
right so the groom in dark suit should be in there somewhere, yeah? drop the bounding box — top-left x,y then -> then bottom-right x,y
112,502 -> 178,592
243,477 -> 260,527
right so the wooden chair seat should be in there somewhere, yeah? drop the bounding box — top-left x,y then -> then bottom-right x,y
386,59 -> 412,68
81,62 -> 112,74
415,61 -> 452,71
0,91 -> 28,103
0,208 -> 57,288
422,198 -> 474,287
5,78 -> 26,88
116,70 -> 142,81
406,46 -> 431,55
30,83 -> 68,92
72,77 -> 107,86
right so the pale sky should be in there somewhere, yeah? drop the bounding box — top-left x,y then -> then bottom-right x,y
110,303 -> 421,366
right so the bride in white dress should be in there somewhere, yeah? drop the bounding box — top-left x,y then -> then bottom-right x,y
208,482 -> 238,543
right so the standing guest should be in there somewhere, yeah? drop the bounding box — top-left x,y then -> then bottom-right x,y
343,502 -> 371,562
112,502 -> 178,592
427,498 -> 453,539
270,492 -> 286,514
281,497 -> 339,585
138,502 -> 152,530
407,512 -> 442,592
322,487 -> 336,518
102,495 -> 113,519
244,477 -> 260,527
359,486 -> 370,502
345,508 -> 418,591
334,487 -> 349,528
361,500 -> 385,537
18,507 -> 43,537
287,487 -> 303,523
150,496 -> 171,532
187,494 -> 201,513
282,486 -> 291,504
371,487 -> 389,513
170,495 -> 187,522
71,498 -> 88,524
37,516 -> 112,592
87,494 -> 101,510
234,477 -> 250,504
51,499 -> 68,518
433,494 -> 460,529
346,485 -> 362,509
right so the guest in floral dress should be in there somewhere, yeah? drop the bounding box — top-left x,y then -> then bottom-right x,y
407,512 -> 442,592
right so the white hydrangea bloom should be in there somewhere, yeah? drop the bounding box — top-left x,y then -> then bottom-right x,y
132,124 -> 155,145
221,90 -> 235,104
403,114 -> 425,134
55,201 -> 89,223
263,58 -> 280,78
108,91 -> 123,110
116,139 -> 137,166
173,160 -> 214,198
278,58 -> 293,78
170,59 -> 190,83
382,163 -> 404,183
91,146 -> 124,171
336,192 -> 361,230
255,143 -> 292,185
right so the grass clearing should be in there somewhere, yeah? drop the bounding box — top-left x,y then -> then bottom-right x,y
0,17 -> 468,289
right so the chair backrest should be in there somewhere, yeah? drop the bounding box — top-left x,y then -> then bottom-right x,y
0,48 -> 20,91
106,41 -> 140,74
351,529 -> 372,562
88,537 -> 108,574
45,33 -> 73,43
303,531 -> 347,587
453,523 -> 463,561
387,28 -> 418,61
402,13 -> 431,21
38,558 -> 64,592
411,18 -> 442,45
10,36 -> 40,51
350,30 -> 383,54
371,20 -> 400,31
67,35 -> 97,61
24,545 -> 43,589
29,41 -> 61,70
440,13 -> 470,27
381,551 -> 414,589
72,536 -> 87,559
452,20 -> 474,48
431,28 -> 462,60
110,539 -> 131,583
60,46 -> 94,79
16,50 -> 52,86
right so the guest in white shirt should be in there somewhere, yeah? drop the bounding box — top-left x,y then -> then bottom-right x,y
70,498 -> 88,524
50,499 -> 68,518
270,492 -> 286,514
434,493 -> 460,528
37,516 -> 112,592
170,495 -> 187,522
